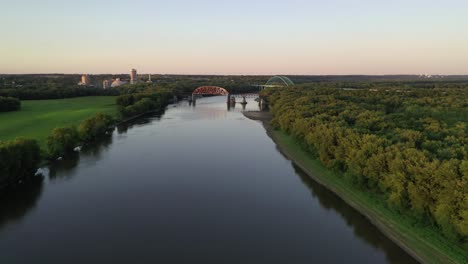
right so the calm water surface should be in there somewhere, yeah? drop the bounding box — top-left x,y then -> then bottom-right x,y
0,96 -> 418,263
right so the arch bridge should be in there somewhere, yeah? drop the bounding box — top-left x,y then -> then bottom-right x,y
265,76 -> 294,86
192,86 -> 229,96
190,76 -> 294,104
252,76 -> 295,90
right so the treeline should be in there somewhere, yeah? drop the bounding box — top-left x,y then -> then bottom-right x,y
0,96 -> 20,112
47,113 -> 114,159
0,113 -> 114,189
0,74 -> 266,101
0,74 -> 118,100
0,87 -> 119,100
264,85 -> 468,246
116,90 -> 172,119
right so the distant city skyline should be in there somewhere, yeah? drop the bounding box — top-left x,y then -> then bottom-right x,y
1,0 -> 468,75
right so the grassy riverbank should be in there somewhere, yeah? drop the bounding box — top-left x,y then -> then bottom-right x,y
269,129 -> 467,264
0,96 -> 117,148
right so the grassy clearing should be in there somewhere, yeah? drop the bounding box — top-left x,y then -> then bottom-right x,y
0,96 -> 117,148
270,129 -> 468,264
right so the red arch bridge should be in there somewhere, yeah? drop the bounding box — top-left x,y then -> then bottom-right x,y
191,86 -> 259,103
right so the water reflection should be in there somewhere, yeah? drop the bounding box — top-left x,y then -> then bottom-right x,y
48,134 -> 114,181
292,164 -> 419,264
117,114 -> 161,134
0,176 -> 44,230
81,133 -> 113,158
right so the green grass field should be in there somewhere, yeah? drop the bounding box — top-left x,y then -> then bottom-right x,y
0,96 -> 117,148
270,129 -> 468,264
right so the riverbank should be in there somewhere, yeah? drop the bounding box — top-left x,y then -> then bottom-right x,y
243,111 -> 467,264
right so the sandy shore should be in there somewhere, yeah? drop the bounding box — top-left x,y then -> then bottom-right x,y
242,111 -> 273,122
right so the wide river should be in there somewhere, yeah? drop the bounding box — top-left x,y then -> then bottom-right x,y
0,96 -> 418,263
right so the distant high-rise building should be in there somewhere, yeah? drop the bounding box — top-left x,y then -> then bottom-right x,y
78,74 -> 91,86
103,79 -> 111,89
146,74 -> 153,83
130,69 -> 137,84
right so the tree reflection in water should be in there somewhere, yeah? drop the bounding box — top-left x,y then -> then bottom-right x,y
0,131 -> 116,233
292,163 -> 418,264
48,133 -> 114,181
0,176 -> 44,230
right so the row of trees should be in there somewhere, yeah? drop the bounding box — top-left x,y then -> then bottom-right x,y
0,113 -> 115,189
264,85 -> 467,247
0,87 -> 119,100
0,96 -> 20,112
116,90 -> 172,119
47,113 -> 114,159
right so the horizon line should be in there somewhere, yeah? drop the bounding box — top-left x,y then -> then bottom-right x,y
1,73 -> 466,76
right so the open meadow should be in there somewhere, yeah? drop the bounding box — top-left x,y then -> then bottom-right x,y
0,96 -> 117,148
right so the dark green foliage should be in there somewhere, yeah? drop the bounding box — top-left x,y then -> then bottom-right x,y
78,113 -> 114,143
116,90 -> 171,119
0,74 -> 264,100
0,74 -> 119,100
0,96 -> 20,112
46,126 -> 80,159
265,85 -> 468,246
46,113 -> 114,159
0,138 -> 41,189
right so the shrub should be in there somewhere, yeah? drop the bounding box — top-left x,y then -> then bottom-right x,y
78,113 -> 114,143
0,138 -> 41,188
46,126 -> 80,159
0,96 -> 20,112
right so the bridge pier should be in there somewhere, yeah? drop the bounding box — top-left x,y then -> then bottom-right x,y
241,96 -> 247,104
259,97 -> 267,111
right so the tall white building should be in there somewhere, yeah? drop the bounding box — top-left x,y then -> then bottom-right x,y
146,74 -> 153,83
78,74 -> 91,86
130,69 -> 137,84
103,79 -> 111,89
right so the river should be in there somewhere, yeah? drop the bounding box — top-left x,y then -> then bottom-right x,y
0,96 -> 418,263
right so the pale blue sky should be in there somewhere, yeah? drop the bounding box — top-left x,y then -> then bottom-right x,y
1,0 -> 468,74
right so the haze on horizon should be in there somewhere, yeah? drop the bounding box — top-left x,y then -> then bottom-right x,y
1,0 -> 468,75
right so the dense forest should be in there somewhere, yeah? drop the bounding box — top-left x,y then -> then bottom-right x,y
263,84 -> 468,247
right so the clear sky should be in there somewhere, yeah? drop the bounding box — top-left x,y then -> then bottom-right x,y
1,0 -> 468,75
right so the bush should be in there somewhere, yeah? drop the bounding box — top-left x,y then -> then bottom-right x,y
0,96 -> 20,112
116,91 -> 172,119
0,138 -> 41,189
46,126 -> 80,159
78,113 -> 114,143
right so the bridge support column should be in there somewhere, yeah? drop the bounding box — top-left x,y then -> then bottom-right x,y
260,98 -> 267,111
